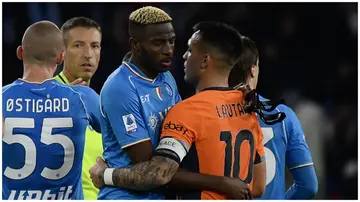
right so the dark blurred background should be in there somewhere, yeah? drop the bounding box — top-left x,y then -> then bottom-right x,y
2,2 -> 358,199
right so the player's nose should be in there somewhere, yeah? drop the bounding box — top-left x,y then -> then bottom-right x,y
83,47 -> 93,59
162,41 -> 173,56
183,52 -> 188,60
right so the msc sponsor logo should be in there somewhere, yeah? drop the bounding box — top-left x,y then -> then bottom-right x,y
163,121 -> 188,135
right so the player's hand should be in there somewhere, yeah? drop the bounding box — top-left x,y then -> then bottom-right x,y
71,78 -> 87,86
89,157 -> 108,189
221,177 -> 252,200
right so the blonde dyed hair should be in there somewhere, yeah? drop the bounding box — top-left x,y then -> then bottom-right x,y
129,6 -> 172,24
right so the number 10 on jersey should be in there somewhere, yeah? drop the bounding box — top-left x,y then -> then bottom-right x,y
220,130 -> 255,184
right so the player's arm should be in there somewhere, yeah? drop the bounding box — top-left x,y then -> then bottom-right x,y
284,107 -> 318,199
110,150 -> 181,190
91,102 -> 195,190
74,86 -> 101,133
159,102 -> 234,194
251,118 -> 266,198
101,83 -> 153,164
92,131 -> 189,191
91,102 -> 251,199
170,168 -> 251,199
142,102 -> 250,199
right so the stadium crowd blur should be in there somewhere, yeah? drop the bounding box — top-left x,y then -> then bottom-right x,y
2,2 -> 357,199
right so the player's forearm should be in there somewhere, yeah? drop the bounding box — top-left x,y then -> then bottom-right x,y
170,168 -> 226,193
285,166 -> 318,199
110,156 -> 179,191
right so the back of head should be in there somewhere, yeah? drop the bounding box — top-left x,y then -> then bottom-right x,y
192,21 -> 243,68
21,20 -> 63,65
128,6 -> 172,39
229,36 -> 259,87
61,16 -> 102,47
228,36 -> 285,125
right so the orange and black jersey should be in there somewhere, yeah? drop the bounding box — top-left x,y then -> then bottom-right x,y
155,87 -> 265,200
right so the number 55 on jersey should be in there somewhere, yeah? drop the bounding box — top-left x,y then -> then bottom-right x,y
3,79 -> 101,200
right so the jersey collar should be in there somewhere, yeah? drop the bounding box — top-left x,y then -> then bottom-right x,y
55,71 -> 92,86
56,71 -> 71,84
122,61 -> 157,83
17,78 -> 55,84
201,87 -> 234,92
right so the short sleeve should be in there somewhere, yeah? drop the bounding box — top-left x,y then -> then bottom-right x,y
155,101 -> 201,162
73,86 -> 101,133
100,82 -> 150,149
284,107 -> 314,170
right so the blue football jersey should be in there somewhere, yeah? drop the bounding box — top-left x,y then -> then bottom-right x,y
256,95 -> 314,199
98,62 -> 181,199
2,79 -> 101,200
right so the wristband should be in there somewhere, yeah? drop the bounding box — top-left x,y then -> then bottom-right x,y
104,168 -> 115,186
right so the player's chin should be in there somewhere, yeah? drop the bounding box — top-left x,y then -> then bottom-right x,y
79,72 -> 94,81
184,75 -> 192,84
156,64 -> 171,72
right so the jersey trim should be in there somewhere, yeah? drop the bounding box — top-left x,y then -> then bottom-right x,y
58,74 -> 68,84
54,71 -> 71,84
17,78 -> 55,84
201,86 -> 233,92
289,162 -> 314,171
121,137 -> 151,149
123,62 -> 156,83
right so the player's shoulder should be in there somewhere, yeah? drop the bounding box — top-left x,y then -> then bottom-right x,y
102,64 -> 135,93
189,88 -> 239,105
169,91 -> 214,115
162,71 -> 176,84
2,79 -> 66,93
168,97 -> 197,113
259,95 -> 293,113
259,95 -> 299,124
71,85 -> 97,94
2,80 -> 22,94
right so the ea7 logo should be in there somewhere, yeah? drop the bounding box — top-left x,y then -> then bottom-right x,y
140,94 -> 150,103
163,121 -> 188,135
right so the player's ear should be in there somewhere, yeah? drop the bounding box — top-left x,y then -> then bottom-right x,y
250,65 -> 256,78
56,51 -> 64,65
129,37 -> 140,53
16,46 -> 23,60
201,53 -> 209,69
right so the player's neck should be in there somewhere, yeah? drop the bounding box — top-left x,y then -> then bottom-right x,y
195,75 -> 229,93
247,79 -> 256,90
129,56 -> 158,79
62,68 -> 90,86
22,63 -> 56,83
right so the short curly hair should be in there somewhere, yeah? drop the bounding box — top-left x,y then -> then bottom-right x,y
128,6 -> 172,39
129,6 -> 172,25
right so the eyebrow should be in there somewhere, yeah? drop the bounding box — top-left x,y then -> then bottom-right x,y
152,33 -> 176,40
72,40 -> 101,44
